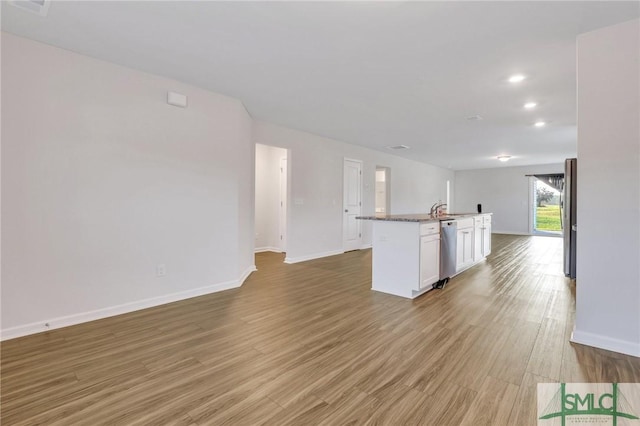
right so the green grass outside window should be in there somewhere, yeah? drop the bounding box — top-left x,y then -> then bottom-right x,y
536,205 -> 562,231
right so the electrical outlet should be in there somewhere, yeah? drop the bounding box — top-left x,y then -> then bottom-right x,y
156,264 -> 167,277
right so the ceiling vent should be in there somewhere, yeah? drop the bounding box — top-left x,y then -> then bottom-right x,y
8,0 -> 50,17
387,145 -> 410,150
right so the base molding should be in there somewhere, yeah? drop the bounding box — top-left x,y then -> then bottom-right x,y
0,265 -> 257,342
571,327 -> 640,357
284,249 -> 345,264
254,246 -> 282,253
239,265 -> 258,284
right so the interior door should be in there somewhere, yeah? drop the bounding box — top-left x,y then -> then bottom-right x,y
343,159 -> 362,252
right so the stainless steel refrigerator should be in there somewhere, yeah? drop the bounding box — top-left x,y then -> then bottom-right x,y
563,158 -> 577,279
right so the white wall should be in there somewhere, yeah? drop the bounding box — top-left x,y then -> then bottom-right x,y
0,32 -> 454,337
255,144 -> 287,252
1,33 -> 255,338
252,121 -> 455,263
455,163 -> 564,235
573,19 -> 640,356
235,105 -> 255,281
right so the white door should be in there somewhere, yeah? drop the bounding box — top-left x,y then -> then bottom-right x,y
343,159 -> 362,252
279,157 -> 287,252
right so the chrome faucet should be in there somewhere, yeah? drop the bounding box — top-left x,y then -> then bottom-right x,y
430,202 -> 439,216
430,202 -> 448,217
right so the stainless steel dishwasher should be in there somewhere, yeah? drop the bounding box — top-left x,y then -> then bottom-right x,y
434,220 -> 457,288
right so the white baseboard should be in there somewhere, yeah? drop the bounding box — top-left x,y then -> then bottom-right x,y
239,265 -> 257,284
0,265 -> 257,342
254,246 -> 282,253
284,249 -> 345,264
360,244 -> 372,250
571,328 -> 640,357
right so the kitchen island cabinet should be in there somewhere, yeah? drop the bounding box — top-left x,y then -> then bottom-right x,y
358,213 -> 492,299
357,216 -> 440,299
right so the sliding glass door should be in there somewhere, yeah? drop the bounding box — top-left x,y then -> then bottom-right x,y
532,179 -> 563,235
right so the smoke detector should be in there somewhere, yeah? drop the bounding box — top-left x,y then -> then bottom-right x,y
8,0 -> 51,17
386,145 -> 410,150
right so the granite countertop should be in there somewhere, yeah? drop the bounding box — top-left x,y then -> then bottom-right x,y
356,214 -> 440,223
356,213 -> 490,222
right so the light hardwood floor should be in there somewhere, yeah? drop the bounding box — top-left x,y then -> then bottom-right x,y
2,234 -> 640,425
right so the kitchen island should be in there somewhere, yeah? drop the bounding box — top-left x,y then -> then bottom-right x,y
357,213 -> 492,299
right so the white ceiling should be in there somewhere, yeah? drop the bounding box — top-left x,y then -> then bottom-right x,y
2,1 -> 638,170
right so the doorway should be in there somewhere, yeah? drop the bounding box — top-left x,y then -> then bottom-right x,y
343,158 -> 363,252
255,144 -> 288,255
530,177 -> 563,236
375,166 -> 390,215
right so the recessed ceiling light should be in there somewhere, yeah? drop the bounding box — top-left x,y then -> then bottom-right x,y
466,115 -> 483,121
508,74 -> 526,83
534,121 -> 546,127
524,102 -> 537,109
387,145 -> 410,150
497,155 -> 511,162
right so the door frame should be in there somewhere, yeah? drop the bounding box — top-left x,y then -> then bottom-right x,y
375,166 -> 391,214
279,156 -> 288,252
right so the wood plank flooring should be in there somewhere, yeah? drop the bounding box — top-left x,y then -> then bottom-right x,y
2,234 -> 640,425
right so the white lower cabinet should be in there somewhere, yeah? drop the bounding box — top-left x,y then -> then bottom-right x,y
473,217 -> 483,263
482,217 -> 492,257
369,215 -> 491,299
456,227 -> 474,271
420,234 -> 440,289
455,214 -> 492,274
371,220 -> 441,299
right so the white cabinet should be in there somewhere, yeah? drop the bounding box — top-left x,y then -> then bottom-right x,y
453,214 -> 492,274
370,220 -> 440,299
368,214 -> 491,299
456,227 -> 474,271
473,217 -> 483,263
481,215 -> 492,257
420,234 -> 440,289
